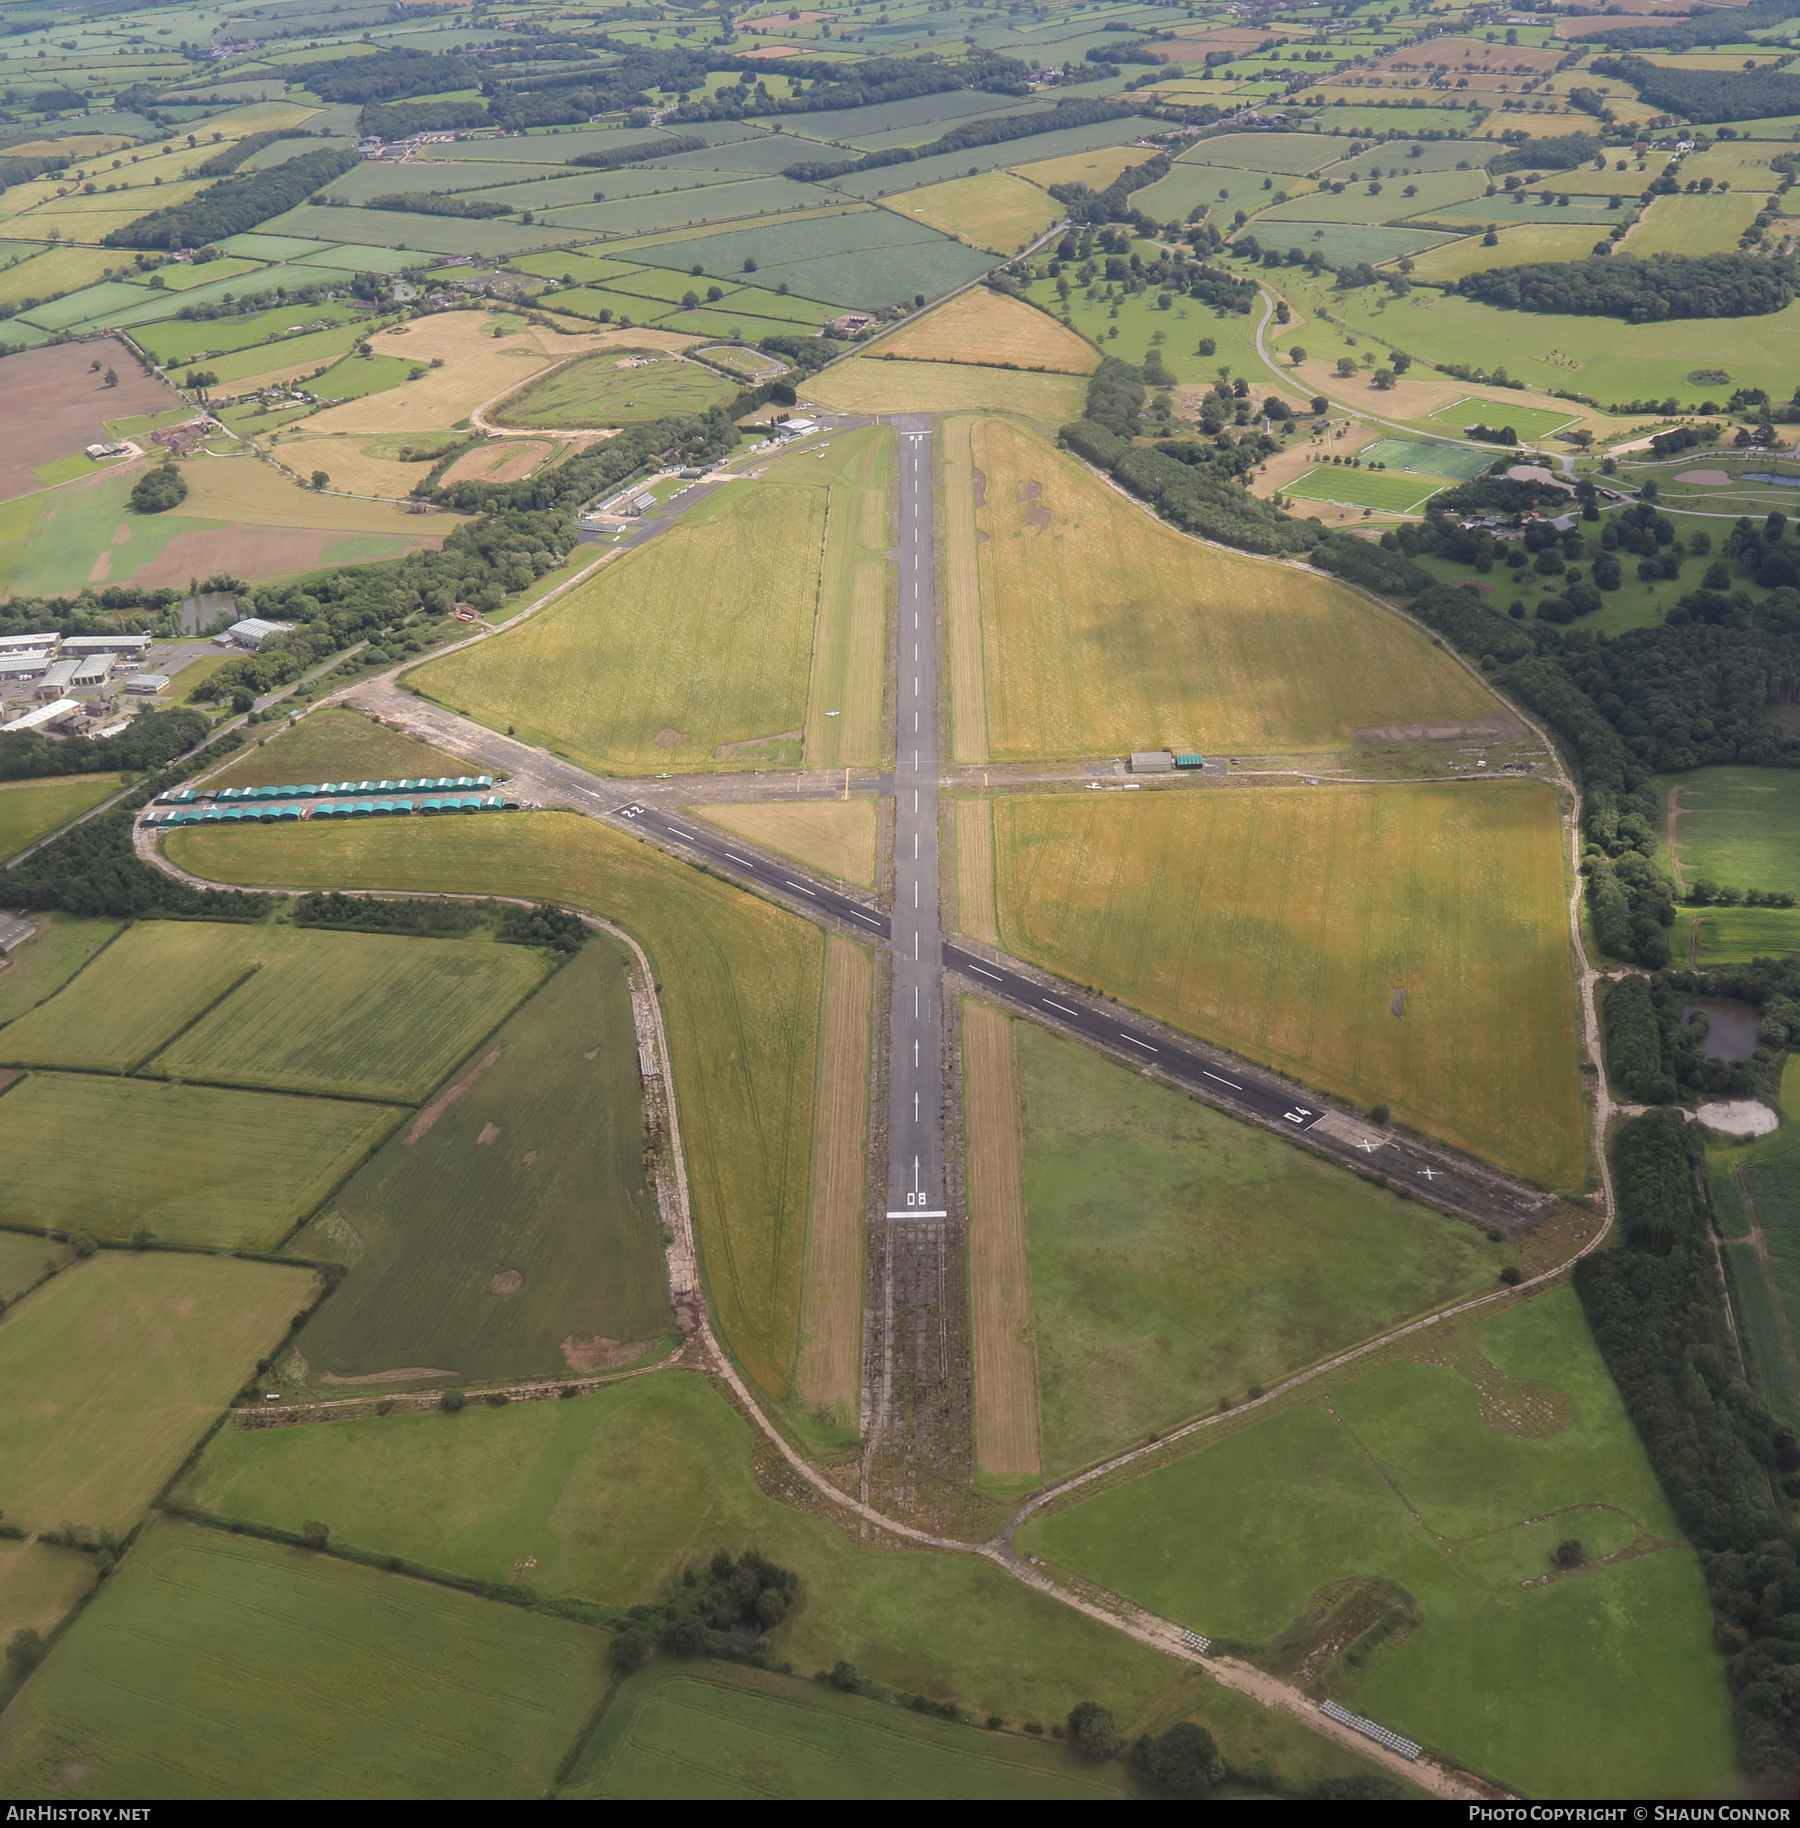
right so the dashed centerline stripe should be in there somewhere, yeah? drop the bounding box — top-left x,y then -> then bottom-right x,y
785,880 -> 819,897
1203,1069 -> 1242,1090
1042,999 -> 1078,1016
966,963 -> 1002,981
1121,1035 -> 1157,1053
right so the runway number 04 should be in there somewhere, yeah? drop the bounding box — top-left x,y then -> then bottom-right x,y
1284,1107 -> 1316,1126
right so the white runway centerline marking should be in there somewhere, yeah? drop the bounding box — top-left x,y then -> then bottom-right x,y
1121,1035 -> 1158,1054
1042,998 -> 1077,1016
1202,1069 -> 1242,1090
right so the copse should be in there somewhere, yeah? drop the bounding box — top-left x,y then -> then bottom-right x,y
103,148 -> 360,251
129,464 -> 188,515
1455,253 -> 1797,322
1602,975 -> 1676,1104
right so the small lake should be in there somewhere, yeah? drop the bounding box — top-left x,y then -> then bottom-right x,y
1742,472 -> 1800,489
179,590 -> 235,635
1682,1001 -> 1763,1061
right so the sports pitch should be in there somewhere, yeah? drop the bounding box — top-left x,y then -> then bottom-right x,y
1423,396 -> 1581,442
1358,439 -> 1494,480
1283,466 -> 1446,515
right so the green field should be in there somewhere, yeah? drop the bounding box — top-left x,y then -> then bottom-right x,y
0,920 -> 548,1100
498,350 -> 736,429
964,417 -> 1497,760
566,1659 -> 1143,1798
1695,905 -> 1800,965
0,1227 -> 66,1304
989,782 -> 1585,1189
133,300 -> 362,367
1423,396 -> 1581,441
1017,1289 -> 1737,1798
1357,438 -> 1493,479
169,1365 -> 1375,1790
206,705 -> 470,790
165,813 -> 824,1398
0,916 -> 121,1026
1284,466 -> 1445,514
0,773 -> 121,861
1012,1019 -> 1512,1474
1233,221 -> 1455,266
0,1073 -> 399,1249
1664,766 -> 1800,899
0,1519 -> 607,1799
0,1250 -> 312,1534
1177,132 -> 1337,176
0,1539 -> 94,1660
1255,168 -> 1486,226
414,477 -> 827,774
283,941 -> 669,1386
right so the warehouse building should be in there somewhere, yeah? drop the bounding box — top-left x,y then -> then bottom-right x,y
37,658 -> 80,699
0,632 -> 59,656
63,634 -> 150,656
68,653 -> 114,689
218,618 -> 294,651
0,649 -> 54,680
124,673 -> 171,695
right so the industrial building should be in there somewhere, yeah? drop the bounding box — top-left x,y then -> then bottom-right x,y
124,673 -> 171,695
67,653 -> 114,689
63,634 -> 151,656
218,618 -> 294,651
4,697 -> 79,731
0,649 -> 54,680
37,659 -> 80,699
0,632 -> 59,656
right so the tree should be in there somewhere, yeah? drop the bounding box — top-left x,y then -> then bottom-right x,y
742,257 -> 757,272
311,470 -> 330,491
103,368 -> 118,387
5,1629 -> 44,1679
69,1230 -> 97,1258
130,463 -> 187,514
1310,395 -> 1329,415
1553,1537 -> 1584,1567
608,1626 -> 651,1672
1067,1700 -> 1119,1760
681,290 -> 700,309
1288,344 -> 1307,365
1372,367 -> 1395,389
1134,1720 -> 1224,1798
89,358 -> 101,373
1335,355 -> 1357,377
829,1660 -> 860,1691
440,1389 -> 465,1412
1370,1103 -> 1390,1123
300,1519 -> 329,1551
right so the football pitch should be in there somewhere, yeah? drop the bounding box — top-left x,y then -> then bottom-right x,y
1283,466 -> 1447,514
1358,438 -> 1495,480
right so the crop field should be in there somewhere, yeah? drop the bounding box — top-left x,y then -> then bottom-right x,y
878,170 -> 1061,255
0,1074 -> 399,1250
1010,146 -> 1144,193
962,1000 -> 1042,1479
1695,905 -> 1800,965
1178,132 -> 1336,176
1283,466 -> 1446,514
205,706 -> 470,790
415,481 -> 825,774
871,286 -> 1096,376
1664,767 -> 1800,898
0,773 -> 120,860
1629,190 -> 1761,257
807,358 -> 1087,420
696,801 -> 877,888
0,1540 -> 94,1660
0,248 -> 121,308
164,814 -> 825,1398
802,424 -> 890,769
150,929 -> 550,1102
498,350 -> 735,429
1017,1289 -> 1735,1798
286,942 -> 668,1387
566,1660 -> 1141,1799
964,419 -> 1495,759
793,936 -> 872,1430
0,1251 -> 311,1535
0,1520 -> 607,1800
633,210 -> 997,310
0,916 -> 121,1027
170,1371 -> 1261,1746
1011,1017 -> 1509,1472
1422,396 -> 1581,441
991,782 -> 1584,1188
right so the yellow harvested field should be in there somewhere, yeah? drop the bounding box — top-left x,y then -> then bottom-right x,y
1011,147 -> 1146,193
271,435 -> 432,501
0,247 -> 120,307
794,936 -> 872,1419
879,170 -> 1061,255
439,440 -> 556,486
962,999 -> 1041,1478
303,315 -> 698,435
942,415 -> 988,765
968,417 -> 1495,757
803,425 -> 890,769
870,287 -> 1097,377
955,797 -> 999,944
173,457 -> 449,536
994,783 -> 1585,1188
807,357 -> 1086,421
696,800 -> 877,889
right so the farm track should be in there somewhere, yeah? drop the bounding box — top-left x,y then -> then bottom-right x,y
127,410 -> 1626,1801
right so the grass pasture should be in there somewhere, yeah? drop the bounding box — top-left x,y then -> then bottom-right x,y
0,772 -> 120,861
878,169 -> 1061,255
205,704 -> 470,791
1178,132 -> 1337,176
964,418 -> 1495,759
1283,466 -> 1445,514
1410,224 -> 1605,282
1664,766 -> 1800,899
0,916 -> 121,1027
1016,1289 -> 1735,1798
991,782 -> 1584,1188
695,801 -> 877,889
164,814 -> 825,1398
287,941 -> 667,1387
0,1519 -> 606,1800
567,1659 -> 1140,1799
0,1074 -> 398,1250
1230,221 -> 1454,266
0,1540 -> 94,1663
803,424 -> 891,770
1423,396 -> 1581,441
414,478 -> 826,774
806,358 -> 1086,420
870,286 -> 1095,375
0,1251 -> 312,1534
1629,190 -> 1761,257
1695,905 -> 1800,965
1012,1018 -> 1511,1474
498,350 -> 736,429
1009,146 -> 1145,193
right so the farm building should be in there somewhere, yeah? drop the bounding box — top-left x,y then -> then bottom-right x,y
219,618 -> 295,651
63,635 -> 150,656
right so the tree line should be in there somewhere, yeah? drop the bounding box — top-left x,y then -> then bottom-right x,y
103,148 -> 360,251
1455,253 -> 1798,322
1589,54 -> 1800,125
1577,1105 -> 1800,1783
0,707 -> 208,784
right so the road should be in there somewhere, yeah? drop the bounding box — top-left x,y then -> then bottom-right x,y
888,417 -> 946,1219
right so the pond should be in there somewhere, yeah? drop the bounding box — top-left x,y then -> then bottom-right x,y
1682,1001 -> 1764,1062
179,590 -> 235,635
